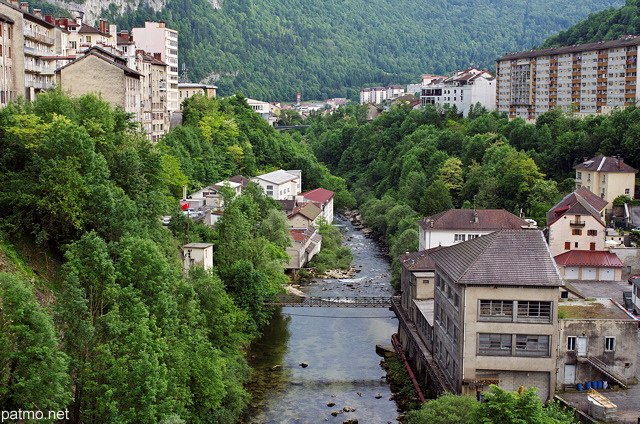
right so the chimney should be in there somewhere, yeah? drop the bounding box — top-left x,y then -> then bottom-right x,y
583,157 -> 588,162
44,14 -> 53,23
473,211 -> 479,224
99,18 -> 107,34
618,156 -> 624,170
33,8 -> 42,18
153,52 -> 162,61
182,185 -> 187,200
119,30 -> 129,41
20,2 -> 29,12
109,23 -> 116,35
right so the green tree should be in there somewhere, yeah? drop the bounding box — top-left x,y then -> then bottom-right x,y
405,394 -> 478,424
0,273 -> 71,416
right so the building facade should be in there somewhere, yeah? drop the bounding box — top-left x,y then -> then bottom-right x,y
496,35 -> 640,121
420,68 -> 496,116
131,21 -> 179,115
428,230 -> 562,401
137,51 -> 169,141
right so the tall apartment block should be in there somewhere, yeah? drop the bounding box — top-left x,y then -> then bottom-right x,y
131,21 -> 179,116
496,35 -> 640,121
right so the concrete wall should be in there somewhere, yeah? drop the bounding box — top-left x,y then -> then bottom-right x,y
58,55 -> 127,109
558,319 -> 638,387
610,247 -> 640,277
460,285 -> 560,400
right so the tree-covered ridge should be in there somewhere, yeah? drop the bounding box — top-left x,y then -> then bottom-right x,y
103,0 -> 623,101
305,104 -> 640,286
0,90 -> 351,423
541,0 -> 640,48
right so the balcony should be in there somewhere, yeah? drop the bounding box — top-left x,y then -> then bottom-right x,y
570,220 -> 586,227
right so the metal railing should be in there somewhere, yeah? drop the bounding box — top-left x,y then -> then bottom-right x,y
263,295 -> 399,307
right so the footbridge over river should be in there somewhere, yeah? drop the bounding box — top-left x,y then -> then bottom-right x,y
263,294 -> 401,308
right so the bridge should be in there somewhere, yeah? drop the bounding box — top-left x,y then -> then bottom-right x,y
263,295 -> 400,307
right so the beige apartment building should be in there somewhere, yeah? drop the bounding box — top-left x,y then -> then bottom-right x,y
56,46 -> 142,120
136,51 -> 169,141
131,22 -> 179,116
496,35 -> 640,121
574,155 -> 637,213
0,3 -> 22,105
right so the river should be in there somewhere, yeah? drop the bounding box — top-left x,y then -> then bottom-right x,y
239,215 -> 400,424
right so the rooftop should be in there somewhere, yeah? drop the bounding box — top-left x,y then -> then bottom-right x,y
253,169 -> 299,185
573,155 -> 637,174
558,298 -> 633,320
418,209 -> 529,231
429,230 -> 563,286
300,188 -> 334,204
554,250 -> 624,268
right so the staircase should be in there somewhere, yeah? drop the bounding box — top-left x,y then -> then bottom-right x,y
585,355 -> 627,388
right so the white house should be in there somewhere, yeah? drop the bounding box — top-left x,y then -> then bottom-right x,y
417,209 -> 530,251
251,169 -> 301,200
420,68 -> 496,117
181,243 -> 214,271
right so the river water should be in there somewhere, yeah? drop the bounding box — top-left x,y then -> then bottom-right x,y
239,215 -> 400,424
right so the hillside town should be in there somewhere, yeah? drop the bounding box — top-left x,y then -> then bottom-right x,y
2,0 -> 640,421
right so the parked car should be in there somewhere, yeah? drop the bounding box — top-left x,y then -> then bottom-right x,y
628,275 -> 640,285
161,216 -> 171,226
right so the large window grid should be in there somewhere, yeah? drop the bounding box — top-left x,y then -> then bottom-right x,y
478,300 -> 552,323
478,333 -> 551,357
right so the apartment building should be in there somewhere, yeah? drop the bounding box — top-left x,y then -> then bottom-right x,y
56,46 -> 142,120
0,4 -> 21,105
136,51 -> 168,141
420,68 -> 496,116
178,82 -> 217,108
496,35 -> 640,120
359,85 -> 405,105
428,230 -> 562,401
131,21 -> 179,116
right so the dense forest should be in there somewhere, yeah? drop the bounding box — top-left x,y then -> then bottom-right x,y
542,0 -> 640,47
93,0 -> 624,101
302,104 -> 640,286
0,90 -> 352,423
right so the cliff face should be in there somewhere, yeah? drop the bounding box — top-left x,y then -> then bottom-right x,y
46,0 -> 222,24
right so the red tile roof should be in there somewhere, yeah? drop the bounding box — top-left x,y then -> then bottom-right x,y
418,209 -> 529,231
300,188 -> 334,205
547,188 -> 607,226
554,250 -> 624,268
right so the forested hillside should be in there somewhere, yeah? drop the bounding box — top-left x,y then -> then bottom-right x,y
304,105 -> 640,286
0,91 -> 352,423
542,0 -> 640,47
97,0 -> 624,101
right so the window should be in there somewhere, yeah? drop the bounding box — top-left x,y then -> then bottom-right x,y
605,337 -> 616,352
572,229 -> 582,236
479,300 -> 513,321
567,336 -> 577,351
575,242 -> 579,248
266,184 -> 273,196
590,242 -> 596,250
478,333 -> 512,356
564,241 -> 571,250
515,334 -> 550,356
454,234 -> 466,242
625,188 -> 630,195
468,234 -> 479,239
587,230 -> 597,236
587,173 -> 591,181
517,301 -> 552,323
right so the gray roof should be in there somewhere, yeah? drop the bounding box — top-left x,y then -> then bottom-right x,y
253,169 -> 298,185
183,243 -> 214,249
429,230 -> 563,287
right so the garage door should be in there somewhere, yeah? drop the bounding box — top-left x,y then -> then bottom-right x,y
600,268 -> 615,281
565,267 -> 580,279
583,267 -> 597,280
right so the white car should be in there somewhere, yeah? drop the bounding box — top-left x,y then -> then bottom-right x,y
161,216 -> 171,226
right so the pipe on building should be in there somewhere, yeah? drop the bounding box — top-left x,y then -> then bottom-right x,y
391,333 -> 426,404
